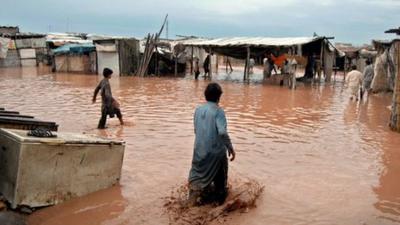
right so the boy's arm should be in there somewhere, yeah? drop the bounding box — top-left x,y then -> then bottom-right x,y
92,82 -> 101,103
216,109 -> 235,161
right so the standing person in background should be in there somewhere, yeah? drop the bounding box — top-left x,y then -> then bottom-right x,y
203,53 -> 213,79
263,54 -> 271,79
345,65 -> 363,101
249,58 -> 255,74
188,83 -> 236,206
92,68 -> 124,129
362,59 -> 374,96
304,54 -> 315,79
194,57 -> 200,80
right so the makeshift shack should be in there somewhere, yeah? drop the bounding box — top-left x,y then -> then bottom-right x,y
0,26 -> 19,36
335,43 -> 377,73
174,36 -> 337,84
140,38 -> 186,75
370,40 -> 397,93
46,33 -> 93,66
93,38 -> 140,76
389,39 -> 400,131
0,30 -> 46,68
52,43 -> 97,74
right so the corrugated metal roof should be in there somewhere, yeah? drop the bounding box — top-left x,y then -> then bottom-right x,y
175,36 -> 324,47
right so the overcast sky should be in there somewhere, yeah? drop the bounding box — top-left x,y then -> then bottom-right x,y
1,0 -> 399,45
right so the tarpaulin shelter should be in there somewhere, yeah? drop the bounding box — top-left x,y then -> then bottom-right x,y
52,43 -> 97,74
0,30 -> 46,68
174,36 -> 337,82
93,38 -> 140,76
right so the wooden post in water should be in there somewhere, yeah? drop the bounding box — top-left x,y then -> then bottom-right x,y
226,56 -> 228,73
191,46 -> 194,75
244,46 -> 250,80
320,40 -> 325,82
209,47 -> 212,79
390,41 -> 400,132
174,54 -> 178,76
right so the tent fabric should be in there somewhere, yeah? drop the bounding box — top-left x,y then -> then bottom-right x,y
173,36 -> 334,59
95,44 -> 117,52
371,51 -> 390,92
53,43 -> 96,55
0,37 -> 10,59
175,36 -> 323,48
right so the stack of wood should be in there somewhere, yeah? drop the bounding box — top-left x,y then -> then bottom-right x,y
0,107 -> 58,131
137,15 -> 168,77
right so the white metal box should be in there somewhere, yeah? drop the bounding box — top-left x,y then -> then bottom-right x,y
0,129 -> 125,208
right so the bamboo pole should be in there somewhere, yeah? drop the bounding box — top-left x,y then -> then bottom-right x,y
137,14 -> 168,77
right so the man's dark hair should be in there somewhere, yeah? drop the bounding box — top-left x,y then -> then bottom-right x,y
204,82 -> 223,102
103,68 -> 113,77
351,65 -> 357,70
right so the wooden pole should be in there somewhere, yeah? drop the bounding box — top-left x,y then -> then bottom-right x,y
246,46 -> 250,80
174,54 -> 178,76
226,56 -> 228,73
155,45 -> 159,76
190,46 -> 194,75
390,41 -> 400,132
209,47 -> 212,79
216,54 -> 218,73
320,40 -> 324,82
243,60 -> 247,81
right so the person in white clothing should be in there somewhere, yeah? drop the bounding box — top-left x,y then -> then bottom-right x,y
345,65 -> 363,101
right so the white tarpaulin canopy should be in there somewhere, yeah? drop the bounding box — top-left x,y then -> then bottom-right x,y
172,36 -> 334,59
175,36 -> 324,47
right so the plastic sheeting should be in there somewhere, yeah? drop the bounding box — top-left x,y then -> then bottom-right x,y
95,44 -> 117,52
175,36 -> 323,47
0,37 -> 10,59
97,51 -> 120,76
15,38 -> 46,49
52,43 -> 95,55
371,51 -> 390,92
54,54 -> 95,73
19,49 -> 36,59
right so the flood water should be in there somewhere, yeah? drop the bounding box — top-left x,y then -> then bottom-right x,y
1,67 -> 400,225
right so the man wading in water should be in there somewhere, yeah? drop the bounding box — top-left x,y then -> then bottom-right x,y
188,82 -> 236,206
92,68 -> 124,129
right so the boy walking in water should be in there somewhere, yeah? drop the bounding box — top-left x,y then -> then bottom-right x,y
188,83 -> 236,206
92,68 -> 124,129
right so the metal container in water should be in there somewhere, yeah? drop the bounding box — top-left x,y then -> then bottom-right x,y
0,128 -> 125,208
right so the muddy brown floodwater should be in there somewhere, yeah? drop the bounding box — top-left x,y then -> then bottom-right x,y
0,67 -> 400,225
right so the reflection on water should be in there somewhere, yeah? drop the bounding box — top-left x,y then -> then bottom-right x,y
0,67 -> 399,225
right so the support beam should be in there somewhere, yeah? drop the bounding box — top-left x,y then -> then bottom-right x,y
244,46 -> 250,80
190,46 -> 194,75
390,41 -> 400,132
174,55 -> 178,76
209,47 -> 212,79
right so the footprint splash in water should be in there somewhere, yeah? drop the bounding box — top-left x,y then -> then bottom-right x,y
164,178 -> 264,225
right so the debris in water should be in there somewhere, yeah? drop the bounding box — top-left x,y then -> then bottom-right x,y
163,178 -> 264,225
